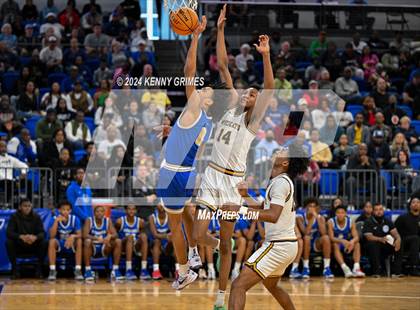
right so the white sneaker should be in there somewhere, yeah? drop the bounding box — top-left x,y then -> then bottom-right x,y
353,269 -> 366,278
207,268 -> 216,280
199,268 -> 207,279
342,265 -> 353,278
189,252 -> 203,270
172,269 -> 198,290
231,269 -> 240,282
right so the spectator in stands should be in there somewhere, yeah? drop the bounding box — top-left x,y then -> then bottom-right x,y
81,3 -> 102,33
305,58 -> 325,82
64,111 -> 92,149
0,23 -> 17,51
94,96 -> 122,128
119,0 -> 140,23
122,100 -> 142,131
54,148 -> 75,203
6,198 -> 47,279
309,31 -> 328,59
16,81 -> 38,117
127,163 -> 157,207
389,132 -> 411,166
97,125 -> 126,160
0,0 -> 20,24
18,24 -> 40,56
396,116 -> 419,152
395,196 -> 420,276
295,159 -> 320,207
127,124 -> 154,157
241,59 -> 261,86
390,31 -> 409,53
40,128 -> 73,168
309,128 -> 332,168
35,108 -> 62,142
0,140 -> 28,207
77,142 -> 106,195
235,44 -> 253,73
327,205 -> 365,278
363,203 -> 402,277
381,43 -> 400,76
142,103 -> 163,131
39,36 -> 62,73
140,88 -> 171,112
130,22 -> 152,52
62,66 -> 88,93
383,95 -> 406,127
7,128 -> 37,166
335,66 -> 361,103
333,134 -> 353,169
368,31 -> 388,51
393,149 -> 417,191
403,71 -> 420,120
370,78 -> 390,110
107,144 -> 131,197
361,46 -> 379,80
350,32 -> 367,54
341,43 -> 363,78
108,40 -> 129,70
0,41 -> 19,73
84,23 -> 110,57
297,198 -> 334,278
58,0 -> 80,33
311,99 -> 331,130
355,201 -> 373,222
370,111 -> 392,143
362,96 -> 378,126
27,49 -> 45,86
40,0 -> 59,21
21,0 -> 38,21
254,130 -> 279,165
55,97 -> 74,124
92,79 -> 111,109
367,129 -> 391,169
63,38 -> 86,68
332,99 -> 353,128
0,95 -> 18,124
40,82 -> 70,111
302,80 -> 320,108
318,70 -> 334,90
320,114 -> 344,147
263,98 -> 283,130
321,42 -> 342,80
68,81 -> 94,114
93,113 -> 122,144
66,167 -> 92,223
93,60 -> 113,87
104,9 -> 127,37
82,0 -> 102,15
346,113 -> 370,146
40,13 -> 63,41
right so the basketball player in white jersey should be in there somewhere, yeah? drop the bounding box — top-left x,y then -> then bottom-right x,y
187,5 -> 275,309
222,144 -> 309,310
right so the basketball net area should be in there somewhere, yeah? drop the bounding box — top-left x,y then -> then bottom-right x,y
164,0 -> 198,12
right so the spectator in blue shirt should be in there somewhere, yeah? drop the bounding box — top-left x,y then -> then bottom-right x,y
61,66 -> 89,93
0,23 -> 17,51
7,128 -> 37,166
131,40 -> 156,67
255,130 -> 280,164
66,167 -> 92,223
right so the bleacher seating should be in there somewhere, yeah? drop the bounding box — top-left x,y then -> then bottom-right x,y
2,71 -> 19,94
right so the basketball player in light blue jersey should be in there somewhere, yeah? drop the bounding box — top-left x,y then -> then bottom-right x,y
48,201 -> 83,281
296,198 -> 333,279
149,203 -> 171,280
327,205 -> 365,278
114,204 -> 150,280
83,205 -> 124,281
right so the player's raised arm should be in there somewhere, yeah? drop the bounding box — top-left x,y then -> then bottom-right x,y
216,4 -> 232,88
184,15 -> 207,100
248,35 -> 275,133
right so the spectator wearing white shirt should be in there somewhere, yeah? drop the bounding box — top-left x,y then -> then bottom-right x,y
97,125 -> 126,160
93,113 -> 122,144
94,97 -> 122,127
311,98 -> 331,130
332,99 -> 353,128
0,141 -> 28,206
40,12 -> 63,40
64,111 -> 92,149
235,44 -> 254,73
40,82 -> 72,111
39,36 -> 62,73
350,32 -> 367,54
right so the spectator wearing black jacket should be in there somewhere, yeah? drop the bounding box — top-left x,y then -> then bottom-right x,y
367,129 -> 391,169
395,116 -> 420,152
5,198 -> 47,279
394,197 -> 420,276
40,128 -> 73,168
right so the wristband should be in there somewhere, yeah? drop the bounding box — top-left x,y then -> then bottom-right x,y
239,206 -> 248,215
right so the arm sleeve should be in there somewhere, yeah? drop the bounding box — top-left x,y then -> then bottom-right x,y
269,178 -> 290,207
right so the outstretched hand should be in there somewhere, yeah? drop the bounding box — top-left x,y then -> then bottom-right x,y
153,125 -> 172,140
193,15 -> 207,37
254,35 -> 270,55
217,4 -> 227,30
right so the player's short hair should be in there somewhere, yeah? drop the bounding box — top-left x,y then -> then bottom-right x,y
19,197 -> 31,206
373,202 -> 383,209
303,197 -> 319,208
334,205 -> 347,212
286,144 -> 310,179
58,201 -> 72,208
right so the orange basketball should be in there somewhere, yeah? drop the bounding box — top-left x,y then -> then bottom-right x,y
169,7 -> 199,36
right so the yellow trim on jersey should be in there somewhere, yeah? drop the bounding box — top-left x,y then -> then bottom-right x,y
245,242 -> 274,279
208,161 -> 245,177
195,199 -> 218,212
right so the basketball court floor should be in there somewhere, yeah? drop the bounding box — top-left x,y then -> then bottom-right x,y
1,277 -> 419,309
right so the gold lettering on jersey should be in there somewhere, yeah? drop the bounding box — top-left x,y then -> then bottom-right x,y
220,119 -> 241,131
195,127 -> 207,146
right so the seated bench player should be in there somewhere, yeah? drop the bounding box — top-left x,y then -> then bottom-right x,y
115,204 -> 151,280
48,201 -> 83,281
149,203 -> 175,280
296,198 -> 334,278
289,225 -> 304,279
83,205 -> 124,281
327,205 -> 365,278
244,220 -> 265,260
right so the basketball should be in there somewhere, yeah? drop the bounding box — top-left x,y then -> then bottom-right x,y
170,7 -> 199,36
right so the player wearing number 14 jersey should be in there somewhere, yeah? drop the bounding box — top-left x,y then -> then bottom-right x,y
188,5 -> 275,310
